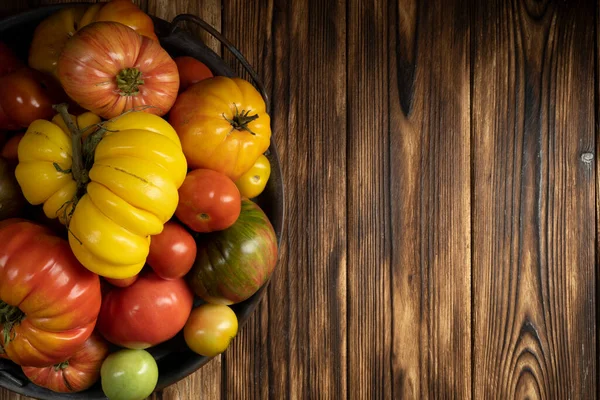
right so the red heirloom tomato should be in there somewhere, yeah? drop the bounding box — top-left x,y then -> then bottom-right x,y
97,271 -> 193,349
0,67 -> 66,129
147,221 -> 197,280
0,221 -> 102,367
176,169 -> 242,233
174,56 -> 213,92
57,21 -> 179,119
22,333 -> 109,393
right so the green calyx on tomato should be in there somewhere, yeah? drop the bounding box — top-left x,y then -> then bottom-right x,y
223,106 -> 259,136
54,360 -> 69,371
116,67 -> 144,96
0,300 -> 25,350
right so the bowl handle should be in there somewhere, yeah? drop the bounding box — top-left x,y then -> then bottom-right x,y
170,14 -> 270,112
0,366 -> 26,387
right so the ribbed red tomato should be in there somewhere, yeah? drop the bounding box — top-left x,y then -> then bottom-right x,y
0,220 -> 102,367
22,333 -> 109,393
57,21 -> 179,119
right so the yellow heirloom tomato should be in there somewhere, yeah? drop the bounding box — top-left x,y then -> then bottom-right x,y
16,109 -> 187,279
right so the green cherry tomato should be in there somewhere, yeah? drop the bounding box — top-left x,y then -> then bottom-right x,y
100,349 -> 158,400
184,304 -> 239,357
235,154 -> 271,199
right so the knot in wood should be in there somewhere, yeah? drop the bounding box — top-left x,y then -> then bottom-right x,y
580,152 -> 594,164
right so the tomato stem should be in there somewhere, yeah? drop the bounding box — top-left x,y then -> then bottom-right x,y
222,105 -> 259,135
0,300 -> 25,351
53,104 -> 89,194
54,360 -> 69,371
116,67 -> 144,96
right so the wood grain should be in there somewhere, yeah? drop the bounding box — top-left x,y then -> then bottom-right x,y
346,0 -> 392,399
388,0 -> 472,398
221,0 -> 348,398
472,0 -> 596,398
0,0 -> 598,399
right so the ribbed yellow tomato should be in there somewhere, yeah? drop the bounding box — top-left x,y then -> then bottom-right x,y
168,77 -> 271,181
16,111 -> 187,279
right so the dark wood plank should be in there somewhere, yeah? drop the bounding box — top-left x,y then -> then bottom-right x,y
220,0 -> 348,398
346,0 -> 393,398
388,0 -> 472,398
472,0 -> 596,397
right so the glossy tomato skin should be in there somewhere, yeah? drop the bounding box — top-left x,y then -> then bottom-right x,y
0,68 -> 66,129
0,221 -> 102,367
147,221 -> 197,279
101,349 -> 158,400
94,0 -> 157,41
187,199 -> 278,304
184,304 -> 238,357
22,333 -> 109,393
174,56 -> 213,92
97,271 -> 194,349
176,169 -> 241,233
57,22 -> 179,119
235,154 -> 271,199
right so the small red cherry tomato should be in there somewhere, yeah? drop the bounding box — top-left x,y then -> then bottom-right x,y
147,221 -> 197,280
176,169 -> 241,233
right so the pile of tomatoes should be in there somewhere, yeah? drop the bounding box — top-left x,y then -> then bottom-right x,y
0,1 -> 278,399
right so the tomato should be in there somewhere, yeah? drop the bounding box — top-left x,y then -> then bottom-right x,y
0,42 -> 23,77
168,77 -> 271,180
96,271 -> 193,349
0,157 -> 25,220
0,220 -> 102,367
29,1 -> 157,79
176,169 -> 241,233
16,109 -> 187,279
0,68 -> 66,129
174,56 -> 213,92
147,221 -> 197,279
94,0 -> 157,40
184,304 -> 238,357
57,22 -> 179,119
101,349 -> 158,400
105,274 -> 139,288
22,333 -> 109,393
187,199 -> 278,304
235,154 -> 271,198
1,133 -> 23,165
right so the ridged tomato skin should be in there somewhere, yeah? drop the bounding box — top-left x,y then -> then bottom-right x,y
0,220 -> 102,368
57,21 -> 179,119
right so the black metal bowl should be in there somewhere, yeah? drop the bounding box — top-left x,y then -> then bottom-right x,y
0,5 -> 284,400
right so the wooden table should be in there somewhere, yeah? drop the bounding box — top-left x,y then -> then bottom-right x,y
0,0 -> 597,398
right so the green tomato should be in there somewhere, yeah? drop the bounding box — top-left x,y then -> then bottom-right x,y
100,349 -> 159,400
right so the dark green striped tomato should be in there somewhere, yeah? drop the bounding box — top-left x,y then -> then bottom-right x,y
186,199 -> 277,305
